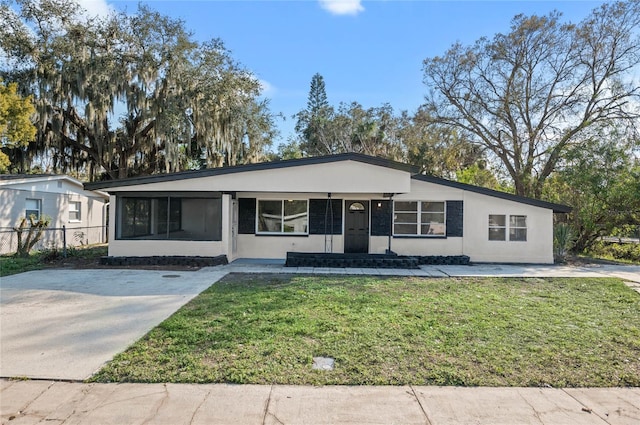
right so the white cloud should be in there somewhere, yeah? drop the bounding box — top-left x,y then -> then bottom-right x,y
76,0 -> 114,19
259,79 -> 276,97
319,0 -> 365,16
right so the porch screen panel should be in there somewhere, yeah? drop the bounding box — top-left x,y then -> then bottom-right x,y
120,198 -> 151,238
117,196 -> 221,241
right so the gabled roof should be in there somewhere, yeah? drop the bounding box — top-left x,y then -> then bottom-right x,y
0,174 -> 109,200
83,153 -> 571,213
84,153 -> 420,191
0,174 -> 83,187
412,174 -> 572,213
0,174 -> 56,181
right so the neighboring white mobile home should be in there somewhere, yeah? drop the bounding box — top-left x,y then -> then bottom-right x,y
0,175 -> 109,254
85,154 -> 570,264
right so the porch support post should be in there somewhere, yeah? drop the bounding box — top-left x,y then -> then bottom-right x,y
387,193 -> 394,254
325,192 -> 333,253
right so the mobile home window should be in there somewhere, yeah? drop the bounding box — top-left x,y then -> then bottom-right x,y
393,201 -> 445,236
69,201 -> 81,221
257,200 -> 308,234
25,199 -> 42,220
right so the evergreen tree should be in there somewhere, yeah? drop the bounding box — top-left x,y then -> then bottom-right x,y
295,73 -> 336,155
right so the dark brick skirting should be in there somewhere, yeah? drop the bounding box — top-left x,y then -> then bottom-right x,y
414,255 -> 470,265
100,255 -> 228,267
285,252 -> 470,269
286,252 -> 419,269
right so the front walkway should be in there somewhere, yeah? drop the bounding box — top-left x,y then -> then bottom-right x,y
226,259 -> 640,286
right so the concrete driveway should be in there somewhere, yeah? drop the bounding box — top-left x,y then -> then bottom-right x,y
0,269 -> 226,381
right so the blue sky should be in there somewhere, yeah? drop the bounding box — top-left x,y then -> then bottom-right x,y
93,0 -> 605,146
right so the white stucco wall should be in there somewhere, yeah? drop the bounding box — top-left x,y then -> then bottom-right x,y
462,191 -> 554,264
235,234 -> 345,259
104,160 -> 411,194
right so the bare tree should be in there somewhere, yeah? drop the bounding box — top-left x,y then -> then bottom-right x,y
422,1 -> 640,197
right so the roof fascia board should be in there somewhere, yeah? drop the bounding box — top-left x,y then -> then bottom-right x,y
412,174 -> 572,213
84,153 -> 419,191
1,175 -> 109,200
0,175 -> 81,187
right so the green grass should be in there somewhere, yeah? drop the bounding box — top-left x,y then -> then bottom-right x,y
91,274 -> 640,387
0,255 -> 44,276
0,244 -> 108,277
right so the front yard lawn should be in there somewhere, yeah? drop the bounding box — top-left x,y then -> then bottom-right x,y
0,245 -> 108,277
91,274 -> 640,387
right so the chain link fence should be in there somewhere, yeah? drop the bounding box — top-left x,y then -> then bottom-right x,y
0,225 -> 108,256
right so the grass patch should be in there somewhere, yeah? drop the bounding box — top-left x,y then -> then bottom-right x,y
91,274 -> 640,387
0,244 -> 107,277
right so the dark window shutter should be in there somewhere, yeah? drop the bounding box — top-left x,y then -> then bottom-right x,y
238,198 -> 256,234
371,200 -> 391,236
309,199 -> 342,235
446,200 -> 463,237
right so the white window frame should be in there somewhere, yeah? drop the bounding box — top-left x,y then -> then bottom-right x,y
256,199 -> 309,235
509,215 -> 527,242
25,198 -> 42,220
393,200 -> 446,237
488,214 -> 528,242
488,214 -> 506,241
69,201 -> 82,222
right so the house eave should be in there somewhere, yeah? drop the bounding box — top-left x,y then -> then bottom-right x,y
84,153 -> 420,192
411,174 -> 572,213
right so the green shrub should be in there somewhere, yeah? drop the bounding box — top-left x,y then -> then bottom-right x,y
553,223 -> 574,263
588,241 -> 640,263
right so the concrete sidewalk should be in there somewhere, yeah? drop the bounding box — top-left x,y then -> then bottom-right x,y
2,379 -> 639,425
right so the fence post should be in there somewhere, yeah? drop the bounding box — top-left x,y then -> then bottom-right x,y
62,225 -> 67,258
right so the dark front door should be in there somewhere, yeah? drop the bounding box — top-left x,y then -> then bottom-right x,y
344,200 -> 369,253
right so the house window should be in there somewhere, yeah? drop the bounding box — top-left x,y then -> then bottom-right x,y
488,214 -> 527,241
69,201 -> 81,221
393,201 -> 445,236
116,196 -> 222,241
488,215 -> 506,241
25,198 -> 41,220
509,215 -> 527,241
257,200 -> 308,234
